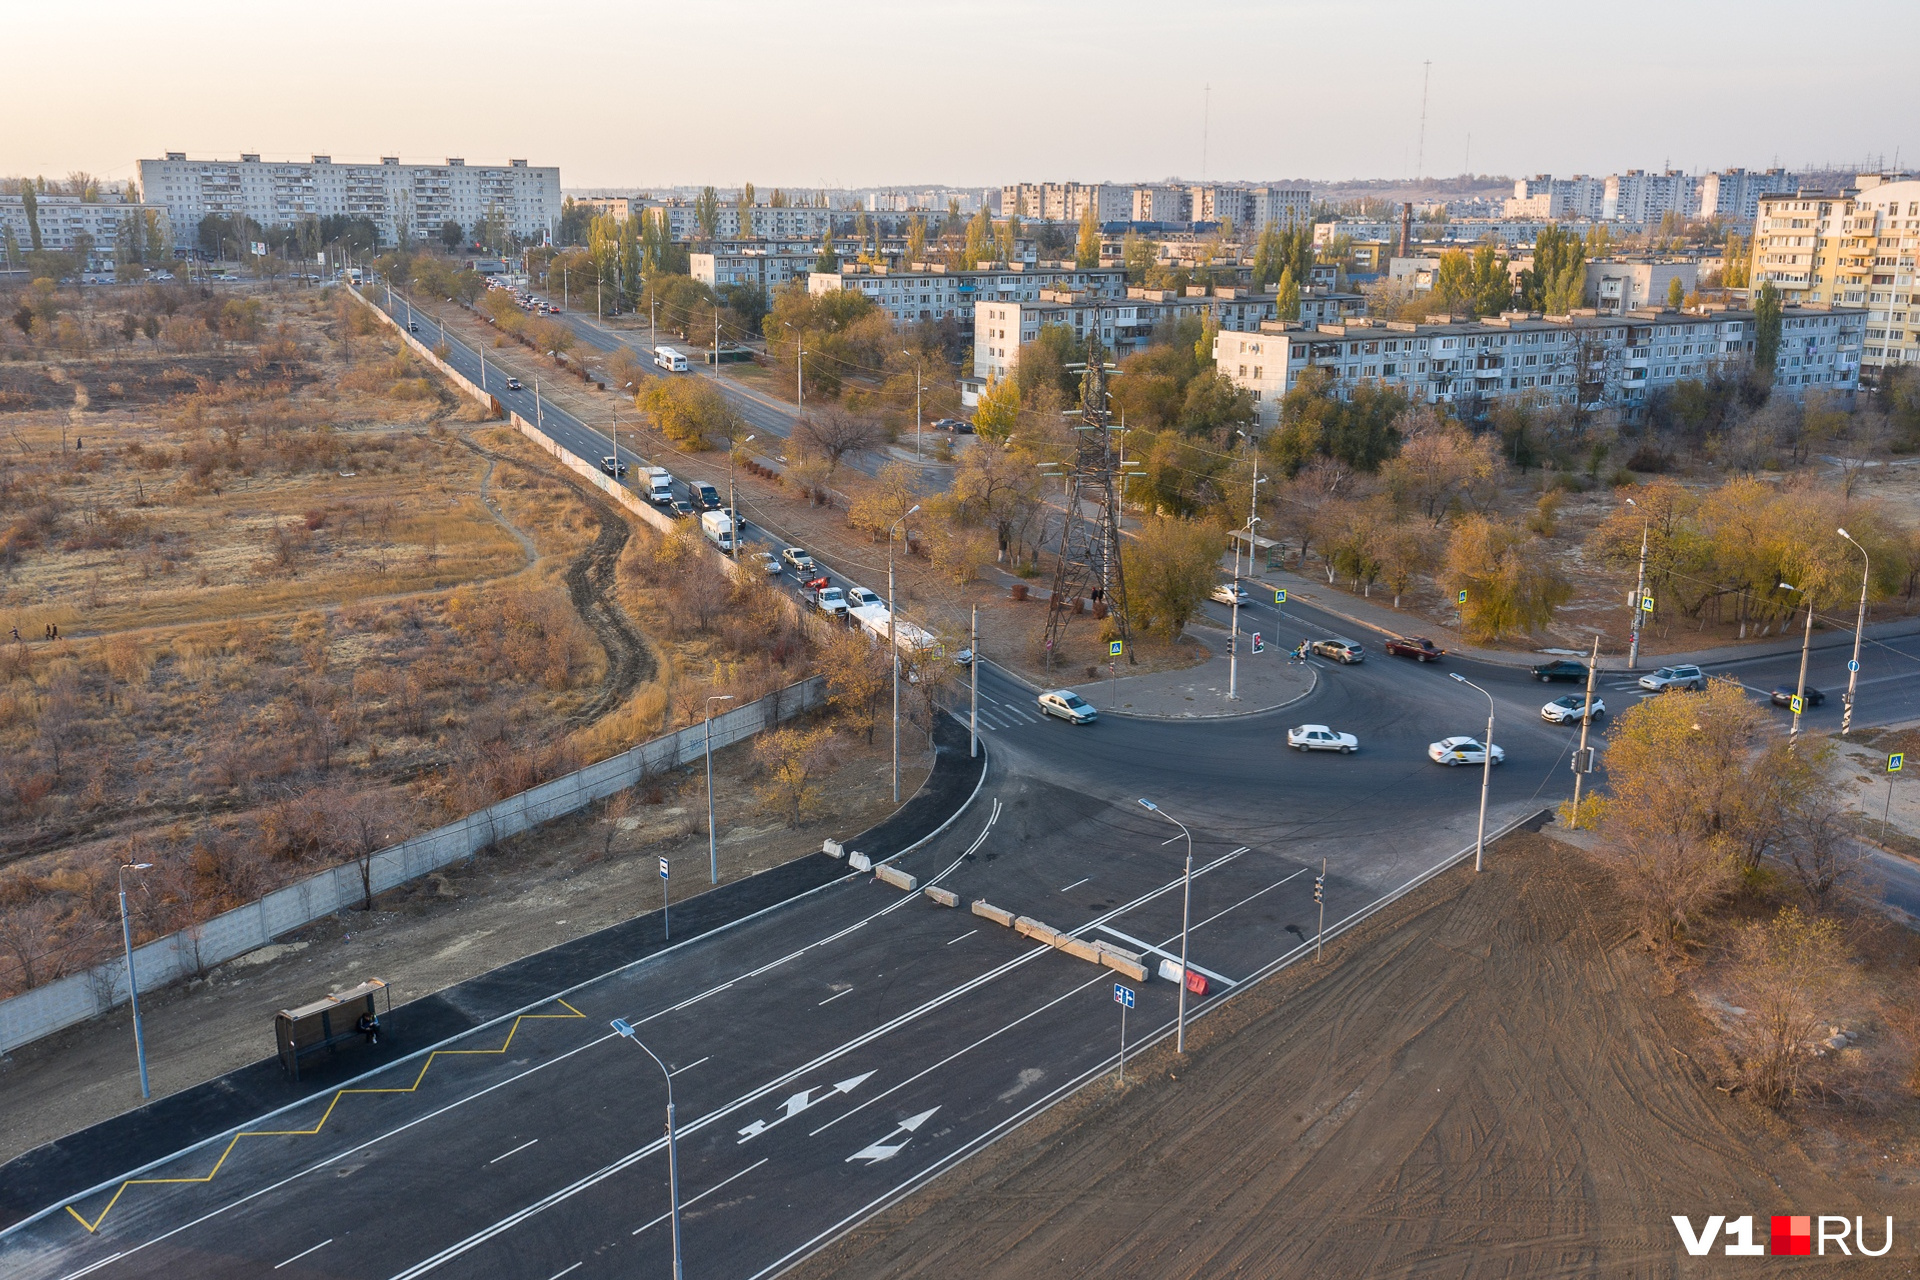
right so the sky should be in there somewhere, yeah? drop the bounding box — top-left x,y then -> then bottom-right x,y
8,0 -> 1917,192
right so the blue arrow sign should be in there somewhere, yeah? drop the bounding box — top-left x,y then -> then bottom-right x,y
1848,659 -> 1860,673
1113,983 -> 1135,1009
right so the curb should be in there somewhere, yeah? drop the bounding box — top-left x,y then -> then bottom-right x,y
1092,664 -> 1320,722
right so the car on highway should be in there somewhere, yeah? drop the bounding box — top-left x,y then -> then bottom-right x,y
1209,582 -> 1252,606
1638,664 -> 1705,693
407,322 -> 419,332
1037,690 -> 1097,724
847,587 -> 883,608
1287,724 -> 1358,753
1385,636 -> 1445,662
1540,694 -> 1606,724
671,497 -> 694,517
600,456 -> 627,477
1529,658 -> 1588,682
781,547 -> 816,574
1770,684 -> 1826,707
1428,736 -> 1506,766
505,377 -> 522,391
953,647 -> 974,667
694,482 -> 722,509
1310,637 -> 1365,664
751,550 -> 781,576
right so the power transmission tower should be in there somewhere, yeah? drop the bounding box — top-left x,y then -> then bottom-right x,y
1043,336 -> 1134,668
1416,61 -> 1432,179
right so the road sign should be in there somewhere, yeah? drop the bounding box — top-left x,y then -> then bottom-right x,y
1110,640 -> 1124,657
1790,695 -> 1804,714
1273,588 -> 1287,605
1848,659 -> 1860,673
1457,590 -> 1468,605
659,857 -> 670,880
1113,983 -> 1135,1009
1892,753 -> 1905,773
1251,632 -> 1264,654
1641,596 -> 1655,613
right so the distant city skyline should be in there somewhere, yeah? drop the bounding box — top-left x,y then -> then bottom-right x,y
7,0 -> 1915,190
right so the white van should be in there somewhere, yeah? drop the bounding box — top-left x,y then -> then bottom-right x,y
653,345 -> 689,372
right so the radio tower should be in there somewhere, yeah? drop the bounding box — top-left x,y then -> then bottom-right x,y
1042,335 -> 1133,668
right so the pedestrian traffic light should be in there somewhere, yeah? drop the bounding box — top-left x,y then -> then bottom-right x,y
1251,632 -> 1264,654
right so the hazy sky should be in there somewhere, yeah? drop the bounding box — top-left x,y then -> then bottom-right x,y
10,0 -> 1916,190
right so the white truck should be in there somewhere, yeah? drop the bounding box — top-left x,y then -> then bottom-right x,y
642,466 -> 675,504
814,585 -> 849,617
653,345 -> 689,372
699,510 -> 734,552
850,604 -> 940,656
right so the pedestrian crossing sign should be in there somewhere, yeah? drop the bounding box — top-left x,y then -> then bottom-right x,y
1273,588 -> 1286,604
1110,640 -> 1123,657
1457,590 -> 1467,604
1641,596 -> 1654,613
1790,695 -> 1804,714
1893,753 -> 1905,774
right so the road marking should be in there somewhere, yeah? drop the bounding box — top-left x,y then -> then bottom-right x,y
1093,927 -> 1239,987
55,1252 -> 125,1280
631,1159 -> 770,1235
544,1265 -> 582,1280
274,1238 -> 333,1269
737,1072 -> 875,1143
667,981 -> 735,1014
846,1108 -> 940,1165
487,1139 -> 538,1165
668,1056 -> 709,1078
1060,878 -> 1089,893
818,987 -> 854,1006
945,929 -> 977,946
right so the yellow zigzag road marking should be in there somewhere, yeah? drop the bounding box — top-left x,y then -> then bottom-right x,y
66,999 -> 586,1234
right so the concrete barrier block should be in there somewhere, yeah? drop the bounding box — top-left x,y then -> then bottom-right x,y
848,852 -> 872,872
823,838 -> 844,858
875,864 -> 917,892
1095,940 -> 1145,966
1100,950 -> 1150,982
972,901 -> 1015,927
1014,916 -> 1059,945
923,885 -> 959,908
1056,935 -> 1102,964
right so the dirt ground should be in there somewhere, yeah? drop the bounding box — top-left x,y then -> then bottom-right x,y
0,728 -> 929,1164
794,834 -> 1917,1279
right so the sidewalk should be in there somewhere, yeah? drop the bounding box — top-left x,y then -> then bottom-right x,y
1063,622 -> 1315,719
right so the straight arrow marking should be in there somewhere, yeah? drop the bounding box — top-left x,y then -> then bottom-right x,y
737,1072 -> 876,1143
846,1107 -> 940,1165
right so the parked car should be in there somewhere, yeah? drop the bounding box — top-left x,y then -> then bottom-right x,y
1037,689 -> 1097,724
1638,664 -> 1705,693
1530,659 -> 1589,683
1310,637 -> 1365,664
600,456 -> 627,477
1210,582 -> 1252,607
934,417 -> 974,433
781,547 -> 816,574
847,587 -> 883,608
1540,694 -> 1606,724
504,377 -> 522,391
1385,636 -> 1445,662
1770,684 -> 1826,708
1287,724 -> 1358,753
1429,736 -> 1506,766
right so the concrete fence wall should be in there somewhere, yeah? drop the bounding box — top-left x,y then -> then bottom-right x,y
0,677 -> 825,1056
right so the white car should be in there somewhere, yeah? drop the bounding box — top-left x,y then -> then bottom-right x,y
1287,724 -> 1358,753
1428,736 -> 1506,766
1541,694 -> 1606,724
1210,581 -> 1252,607
1638,664 -> 1704,693
846,587 -> 882,608
1037,690 -> 1097,724
751,550 -> 781,576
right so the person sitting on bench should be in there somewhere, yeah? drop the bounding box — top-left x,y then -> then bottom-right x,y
357,1012 -> 382,1045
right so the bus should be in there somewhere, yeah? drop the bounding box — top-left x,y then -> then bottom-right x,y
653,345 -> 689,372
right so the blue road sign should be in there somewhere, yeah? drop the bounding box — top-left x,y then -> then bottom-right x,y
1892,753 -> 1905,774
1458,590 -> 1468,605
1848,659 -> 1860,673
659,857 -> 670,880
1273,588 -> 1287,605
1110,640 -> 1124,657
1113,983 -> 1135,1009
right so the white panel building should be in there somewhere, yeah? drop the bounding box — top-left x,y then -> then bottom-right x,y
0,195 -> 169,270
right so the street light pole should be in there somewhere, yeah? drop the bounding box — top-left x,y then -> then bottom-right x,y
900,351 -> 923,459
118,861 -> 155,1099
889,505 -> 920,803
1137,799 -> 1194,1054
1449,673 -> 1495,872
1837,527 -> 1869,736
1626,497 -> 1648,670
1779,580 -> 1816,744
704,695 -> 735,885
1571,634 -> 1601,815
969,605 -> 979,760
609,1020 -> 683,1280
727,434 -> 753,563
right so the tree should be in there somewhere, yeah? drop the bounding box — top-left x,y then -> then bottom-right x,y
1431,249 -> 1473,315
1753,281 -> 1783,375
963,207 -> 992,269
754,725 -> 839,827
1519,223 -> 1585,312
813,228 -> 839,273
907,213 -> 927,264
639,376 -> 739,449
21,186 -> 40,250
1722,231 -> 1751,289
694,186 -> 721,241
1727,907 -> 1856,1107
1075,204 -> 1099,268
1384,411 -> 1501,523
1442,515 -> 1571,640
440,219 -> 463,251
1469,242 -> 1513,317
1275,267 -> 1301,321
972,375 -> 1019,441
847,461 -> 920,541
816,633 -> 888,741
1122,516 -> 1222,638
1667,275 -> 1686,309
793,407 -> 886,483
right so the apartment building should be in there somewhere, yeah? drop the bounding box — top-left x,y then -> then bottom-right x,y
642,203 -> 839,242
999,183 -> 1134,224
810,260 -> 1128,328
691,249 -> 818,293
138,153 -> 560,250
1605,170 -> 1695,223
0,195 -> 170,270
1188,185 -> 1312,232
1695,168 -> 1799,225
1212,303 -> 1861,427
1315,216 -> 1619,247
1584,259 -> 1699,313
1505,175 -> 1607,221
1749,176 -> 1920,373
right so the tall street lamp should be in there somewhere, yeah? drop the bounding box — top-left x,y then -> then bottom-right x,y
609,1019 -> 683,1280
900,350 -> 924,459
1836,527 -> 1869,736
118,861 -> 155,1098
1777,580 -> 1816,744
1625,496 -> 1650,670
782,322 -> 806,408
704,695 -> 735,884
1449,673 -> 1495,872
727,434 -> 754,562
1137,799 -> 1194,1054
889,505 -> 921,803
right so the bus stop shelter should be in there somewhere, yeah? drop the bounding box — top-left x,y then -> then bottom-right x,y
274,979 -> 391,1081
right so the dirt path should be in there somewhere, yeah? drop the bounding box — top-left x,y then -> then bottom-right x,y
796,835 -> 1910,1279
457,436 -> 655,725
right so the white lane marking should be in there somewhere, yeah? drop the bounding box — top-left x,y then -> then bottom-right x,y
631,1160 -> 770,1236
1059,878 -> 1089,892
817,987 -> 855,1007
668,1056 -> 709,1078
54,1252 -> 125,1280
945,929 -> 977,946
667,980 -> 734,1013
545,1265 -> 583,1280
846,1108 -> 940,1165
1093,926 -> 1239,986
738,1072 -> 875,1143
274,1238 -> 334,1269
488,1139 -> 538,1165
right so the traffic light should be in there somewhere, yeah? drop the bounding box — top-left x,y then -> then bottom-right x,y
1312,874 -> 1324,904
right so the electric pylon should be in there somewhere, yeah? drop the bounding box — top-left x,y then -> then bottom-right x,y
1042,334 -> 1133,667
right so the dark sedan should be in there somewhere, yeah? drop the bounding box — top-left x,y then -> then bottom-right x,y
1770,685 -> 1825,708
1530,659 -> 1589,683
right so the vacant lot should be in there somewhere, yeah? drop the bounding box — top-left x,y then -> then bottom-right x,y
796,834 -> 1914,1279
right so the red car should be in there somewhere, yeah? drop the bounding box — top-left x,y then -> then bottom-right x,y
1385,636 -> 1445,662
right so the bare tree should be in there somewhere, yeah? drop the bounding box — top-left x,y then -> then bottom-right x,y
793,407 -> 887,484
1784,791 -> 1856,907
1727,907 -> 1856,1107
326,789 -> 411,911
0,900 -> 60,992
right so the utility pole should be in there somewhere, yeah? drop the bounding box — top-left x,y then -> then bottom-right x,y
704,695 -> 734,884
889,507 -> 919,802
1314,859 -> 1326,962
1780,580 -> 1816,745
608,1021 -> 683,1280
1138,800 -> 1194,1054
118,861 -> 154,1099
650,296 -> 657,351
1450,673 -> 1496,872
1571,635 -> 1601,815
1229,438 -> 1265,702
1626,497 -> 1648,669
969,605 -> 979,759
1042,336 -> 1132,667
1838,527 -> 1870,735
727,434 -> 753,563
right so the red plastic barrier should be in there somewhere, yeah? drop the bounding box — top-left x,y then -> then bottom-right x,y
1184,970 -> 1209,997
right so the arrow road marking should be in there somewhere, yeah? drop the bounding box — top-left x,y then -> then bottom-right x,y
737,1072 -> 875,1143
845,1108 -> 940,1165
